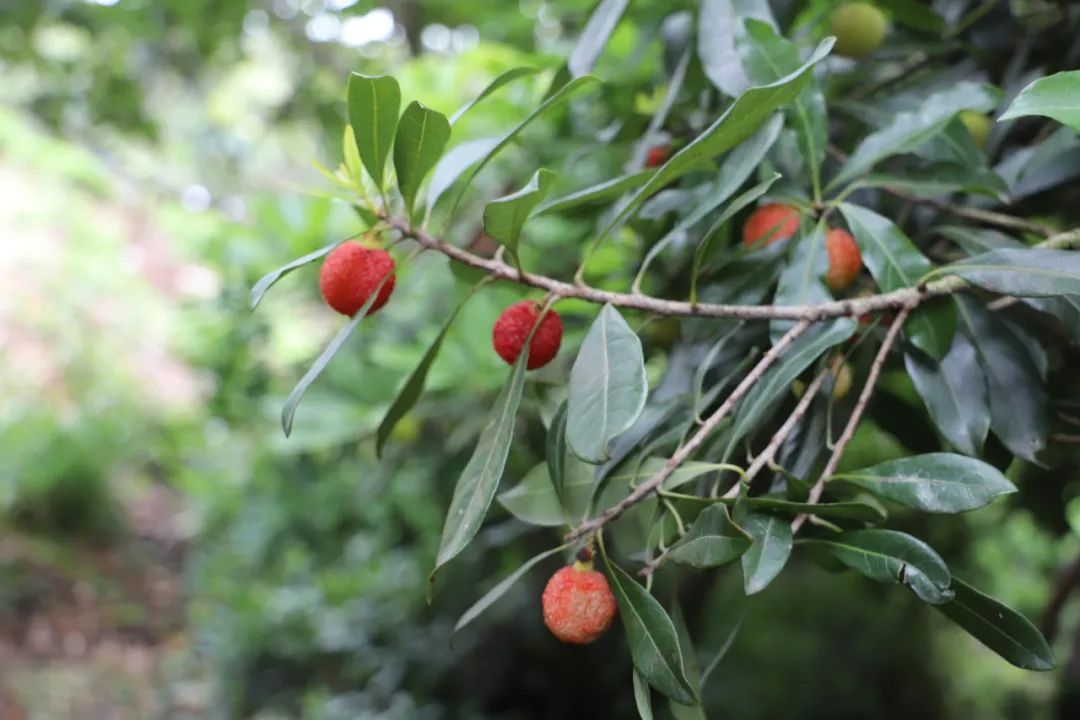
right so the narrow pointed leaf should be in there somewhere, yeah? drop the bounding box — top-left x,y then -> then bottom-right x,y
999,70 -> 1080,132
831,453 -> 1016,513
535,170 -> 654,215
745,497 -> 887,523
450,67 -> 541,125
547,400 -> 570,513
393,101 -> 451,219
606,561 -> 698,705
945,248 -> 1080,297
905,335 -> 990,457
734,503 -> 792,595
497,462 -> 592,527
347,73 -> 401,188
434,351 -> 528,573
770,226 -> 829,343
698,0 -> 776,96
483,168 -> 558,259
452,544 -> 567,638
427,137 -> 500,212
839,203 -> 955,358
934,577 -> 1055,670
801,529 -> 953,604
567,0 -> 629,77
567,305 -> 648,463
633,670 -> 655,720
281,276 -> 391,437
667,505 -> 752,569
250,241 -> 339,310
860,164 -> 1007,199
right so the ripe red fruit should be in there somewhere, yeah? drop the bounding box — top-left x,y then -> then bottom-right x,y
742,203 -> 800,248
492,300 -> 563,370
542,561 -> 617,644
319,242 -> 396,316
645,145 -> 670,168
825,228 -> 862,292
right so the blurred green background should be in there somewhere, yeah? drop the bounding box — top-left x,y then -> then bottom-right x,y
1,1 -> 1078,718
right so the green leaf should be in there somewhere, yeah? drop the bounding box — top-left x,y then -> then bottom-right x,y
347,73 -> 401,189
831,453 -> 1015,513
999,70 -> 1080,133
250,241 -> 339,310
801,529 -> 953,604
482,168 -> 558,260
859,164 -> 1007,199
426,137 -> 500,212
376,283 -> 482,457
945,248 -> 1080,297
831,82 -> 999,187
535,170 -> 654,215
633,670 -> 655,720
434,351 -> 528,574
567,0 -> 629,77
567,305 -> 648,463
770,225 -> 829,344
393,101 -> 451,220
605,561 -> 698,705
744,497 -> 887,523
280,276 -> 391,437
447,76 -> 600,216
879,0 -> 945,32
452,544 -> 567,639
449,67 -> 541,125
838,203 -> 955,359
904,335 -> 989,457
343,125 -> 364,185
934,577 -> 1055,671
733,502 -> 792,595
598,37 -> 833,246
606,457 -> 731,494
956,297 -> 1047,462
667,505 -> 752,569
698,0 -> 777,96
497,462 -> 592,527
547,400 -> 570,515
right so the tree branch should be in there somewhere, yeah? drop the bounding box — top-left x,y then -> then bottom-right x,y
791,306 -> 912,533
563,319 -> 813,545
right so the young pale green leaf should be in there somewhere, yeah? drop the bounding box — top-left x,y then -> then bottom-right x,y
281,275 -> 391,437
597,37 -> 833,247
831,453 -> 1016,513
567,0 -> 629,77
343,125 -> 364,185
376,283 -> 482,457
497,462 -> 592,527
667,505 -> 752,569
393,101 -> 451,220
859,164 -> 1007,199
934,577 -> 1055,671
944,248 -> 1080,297
250,241 -> 340,310
347,73 -> 401,189
633,670 -> 655,720
426,137 -> 500,212
956,297 -> 1047,462
839,203 -> 955,359
434,351 -> 528,574
770,226 -> 829,343
449,67 -> 541,125
999,70 -> 1080,132
733,502 -> 793,595
904,336 -> 990,457
744,497 -> 887,523
831,82 -> 999,187
567,305 -> 648,463
535,170 -> 654,215
606,561 -> 698,706
447,76 -> 600,217
801,529 -> 953,604
482,168 -> 558,260
698,0 -> 777,96
452,544 -> 567,639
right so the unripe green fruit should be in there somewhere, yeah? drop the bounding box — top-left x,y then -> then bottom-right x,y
830,3 -> 888,58
959,110 -> 991,149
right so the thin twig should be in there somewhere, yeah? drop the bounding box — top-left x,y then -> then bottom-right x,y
888,188 -> 1054,238
1050,434 -> 1080,445
564,320 -> 812,545
791,306 -> 912,533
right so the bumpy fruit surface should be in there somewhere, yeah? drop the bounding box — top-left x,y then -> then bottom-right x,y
742,203 -> 800,247
959,110 -> 991,149
830,2 -> 888,58
492,300 -> 563,370
319,242 -> 396,317
542,561 -> 617,644
825,228 -> 862,292
645,145 -> 670,168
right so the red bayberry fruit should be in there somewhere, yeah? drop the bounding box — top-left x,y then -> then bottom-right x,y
319,242 -> 396,317
645,145 -> 670,168
492,300 -> 563,370
542,560 -> 617,644
825,228 -> 862,292
742,203 -> 800,248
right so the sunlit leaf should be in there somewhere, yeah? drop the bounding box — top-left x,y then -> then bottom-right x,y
450,67 -> 541,125
999,70 -> 1080,132
483,168 -> 558,261
535,170 -> 654,215
393,101 -> 451,220
250,241 -> 340,310
698,0 -> 777,97
427,136 -> 500,212
568,0 -> 629,77
347,73 -> 401,189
